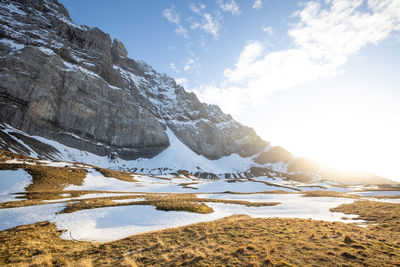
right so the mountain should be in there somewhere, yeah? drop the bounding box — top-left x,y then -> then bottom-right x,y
0,0 -> 395,184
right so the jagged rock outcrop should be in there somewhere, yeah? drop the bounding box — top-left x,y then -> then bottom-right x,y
0,0 -> 268,160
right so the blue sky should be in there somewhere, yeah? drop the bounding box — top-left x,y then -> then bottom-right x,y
60,0 -> 400,181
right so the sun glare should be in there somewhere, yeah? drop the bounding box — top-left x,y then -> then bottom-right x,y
271,106 -> 400,182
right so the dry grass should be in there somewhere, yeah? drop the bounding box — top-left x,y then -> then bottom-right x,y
371,194 -> 400,199
0,161 -> 87,201
60,193 -> 279,214
93,167 -> 137,182
302,190 -> 359,199
1,211 -> 400,266
0,190 -> 136,210
0,150 -> 33,162
1,149 -> 399,265
121,256 -> 138,267
61,195 -> 214,214
30,253 -> 53,266
154,201 -> 213,213
331,200 -> 400,232
344,233 -> 354,244
197,198 -> 280,207
145,193 -> 280,207
24,165 -> 87,193
0,221 -> 94,266
220,190 -> 296,195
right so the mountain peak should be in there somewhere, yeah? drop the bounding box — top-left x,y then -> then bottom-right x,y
0,0 -> 268,166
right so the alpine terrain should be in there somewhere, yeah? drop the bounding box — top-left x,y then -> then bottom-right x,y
0,0 -> 393,184
0,1 -> 400,266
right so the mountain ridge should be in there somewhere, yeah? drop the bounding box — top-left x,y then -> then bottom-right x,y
0,0 -> 396,184
0,0 -> 268,161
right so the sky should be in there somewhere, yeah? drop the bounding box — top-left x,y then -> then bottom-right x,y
60,0 -> 400,182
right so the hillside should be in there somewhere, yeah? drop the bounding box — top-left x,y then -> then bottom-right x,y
0,0 -> 396,185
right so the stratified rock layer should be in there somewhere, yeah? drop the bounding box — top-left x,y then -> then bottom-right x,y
0,0 -> 268,160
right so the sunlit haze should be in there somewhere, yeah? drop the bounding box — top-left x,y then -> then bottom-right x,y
61,0 -> 400,182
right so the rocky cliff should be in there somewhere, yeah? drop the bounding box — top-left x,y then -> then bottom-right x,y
0,0 -> 393,184
0,0 -> 268,162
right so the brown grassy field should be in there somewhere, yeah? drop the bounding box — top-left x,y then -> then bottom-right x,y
332,200 -> 400,232
302,190 -> 360,199
1,150 -> 400,266
0,162 -> 87,200
61,193 -> 279,214
1,200 -> 400,267
93,167 -> 138,182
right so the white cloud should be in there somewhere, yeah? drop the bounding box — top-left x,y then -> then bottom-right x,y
202,13 -> 222,39
162,6 -> 180,24
261,26 -> 274,35
223,40 -> 264,83
191,83 -> 248,116
187,3 -> 223,39
253,0 -> 263,10
175,24 -> 189,39
163,6 -> 189,39
218,0 -> 240,15
197,0 -> 400,114
175,77 -> 189,88
289,0 -> 400,64
190,3 -> 206,14
190,22 -> 201,30
170,62 -> 180,73
184,58 -> 196,71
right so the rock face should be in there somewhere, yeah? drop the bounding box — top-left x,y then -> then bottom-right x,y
254,147 -> 293,164
0,0 -> 394,184
0,0 -> 268,160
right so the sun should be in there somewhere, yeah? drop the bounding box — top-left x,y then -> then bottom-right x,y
271,106 -> 400,182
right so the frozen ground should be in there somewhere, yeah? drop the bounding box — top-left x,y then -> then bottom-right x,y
0,203 -> 65,231
55,205 -> 227,242
349,191 -> 400,196
364,198 -> 400,204
0,166 -> 398,242
65,169 -> 296,193
45,193 -> 140,203
0,169 -> 31,203
57,196 -> 361,242
198,193 -> 361,222
0,195 -> 362,242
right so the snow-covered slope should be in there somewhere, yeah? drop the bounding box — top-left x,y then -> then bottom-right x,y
0,123 -> 270,176
2,122 -> 395,185
132,128 -> 255,174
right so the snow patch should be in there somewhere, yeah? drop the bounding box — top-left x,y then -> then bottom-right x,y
37,46 -> 55,55
199,193 -> 362,222
0,38 -> 24,51
133,127 -> 254,174
2,2 -> 27,16
0,169 -> 31,203
350,190 -> 400,196
113,198 -> 146,203
54,205 -> 226,242
0,203 -> 64,232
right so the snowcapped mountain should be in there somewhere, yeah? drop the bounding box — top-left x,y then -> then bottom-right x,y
0,0 -> 395,184
0,0 -> 273,173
